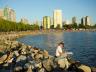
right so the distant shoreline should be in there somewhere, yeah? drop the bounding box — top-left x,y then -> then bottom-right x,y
0,29 -> 96,38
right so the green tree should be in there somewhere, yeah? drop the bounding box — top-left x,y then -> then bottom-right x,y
56,24 -> 61,30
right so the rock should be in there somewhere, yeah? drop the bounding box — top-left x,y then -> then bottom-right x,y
33,48 -> 39,54
0,54 -> 7,64
56,57 -> 69,69
20,44 -> 27,54
14,66 -> 23,72
34,53 -> 43,60
91,67 -> 96,72
5,52 -> 13,63
27,65 -> 33,72
42,58 -> 54,72
43,50 -> 49,59
11,41 -> 19,49
78,65 -> 91,72
34,61 -> 42,69
14,50 -> 19,57
38,68 -> 45,72
24,63 -> 33,69
15,55 -> 27,68
16,55 -> 26,62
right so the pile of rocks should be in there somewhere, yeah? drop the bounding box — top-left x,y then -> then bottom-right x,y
0,40 -> 55,72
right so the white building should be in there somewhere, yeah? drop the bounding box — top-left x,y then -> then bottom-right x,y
85,16 -> 91,26
53,10 -> 62,28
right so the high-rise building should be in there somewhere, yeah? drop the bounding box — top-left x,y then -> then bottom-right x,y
53,10 -> 62,28
3,7 -> 16,22
81,17 -> 85,25
72,17 -> 77,24
20,18 -> 29,24
85,16 -> 91,26
81,16 -> 91,26
43,16 -> 51,29
0,9 -> 3,18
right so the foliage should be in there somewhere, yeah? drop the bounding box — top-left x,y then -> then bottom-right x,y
55,24 -> 61,29
0,18 -> 39,32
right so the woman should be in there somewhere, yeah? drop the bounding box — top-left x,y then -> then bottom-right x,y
55,42 -> 69,69
56,42 -> 67,57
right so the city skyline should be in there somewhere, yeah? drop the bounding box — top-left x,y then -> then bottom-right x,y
0,0 -> 96,24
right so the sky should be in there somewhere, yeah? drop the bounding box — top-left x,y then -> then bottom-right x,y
0,0 -> 96,24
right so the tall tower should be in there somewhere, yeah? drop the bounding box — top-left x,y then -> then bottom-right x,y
53,10 -> 62,28
43,16 -> 51,29
81,17 -> 85,25
3,7 -> 16,22
72,16 -> 77,24
85,16 -> 91,26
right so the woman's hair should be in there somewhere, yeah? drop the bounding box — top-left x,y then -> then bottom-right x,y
58,42 -> 64,47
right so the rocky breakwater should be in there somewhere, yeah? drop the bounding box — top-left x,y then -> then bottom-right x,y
0,34 -> 96,72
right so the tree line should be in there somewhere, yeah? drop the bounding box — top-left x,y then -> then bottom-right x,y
50,23 -> 96,30
0,18 -> 39,32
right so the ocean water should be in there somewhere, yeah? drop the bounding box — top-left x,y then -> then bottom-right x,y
17,32 -> 96,67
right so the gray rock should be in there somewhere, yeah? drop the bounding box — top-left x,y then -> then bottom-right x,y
16,55 -> 26,62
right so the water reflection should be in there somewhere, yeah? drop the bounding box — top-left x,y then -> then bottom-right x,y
17,32 -> 96,67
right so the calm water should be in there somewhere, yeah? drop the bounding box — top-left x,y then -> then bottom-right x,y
17,32 -> 96,67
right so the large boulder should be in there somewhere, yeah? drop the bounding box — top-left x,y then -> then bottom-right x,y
78,65 -> 91,72
42,58 -> 54,72
55,57 -> 69,69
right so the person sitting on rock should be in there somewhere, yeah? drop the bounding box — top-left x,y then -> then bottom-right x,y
56,42 -> 67,57
55,42 -> 69,70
